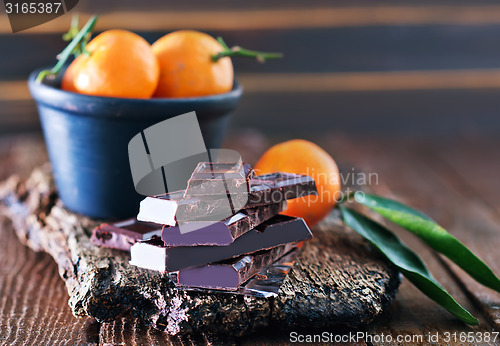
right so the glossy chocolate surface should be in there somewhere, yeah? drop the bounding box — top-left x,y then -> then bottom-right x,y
171,243 -> 296,290
162,201 -> 286,246
129,215 -> 312,271
137,172 -> 317,225
91,219 -> 162,251
184,162 -> 254,197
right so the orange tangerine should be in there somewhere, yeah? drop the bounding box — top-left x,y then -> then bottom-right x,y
62,29 -> 159,98
255,139 -> 341,227
152,30 -> 233,98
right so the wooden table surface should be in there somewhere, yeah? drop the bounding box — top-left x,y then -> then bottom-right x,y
0,132 -> 499,345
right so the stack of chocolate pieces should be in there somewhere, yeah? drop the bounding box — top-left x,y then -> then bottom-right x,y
92,160 -> 317,292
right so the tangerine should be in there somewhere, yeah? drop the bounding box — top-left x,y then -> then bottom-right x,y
152,30 -> 233,98
254,139 -> 341,227
62,29 -> 159,98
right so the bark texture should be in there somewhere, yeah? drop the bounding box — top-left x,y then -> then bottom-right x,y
0,165 -> 401,336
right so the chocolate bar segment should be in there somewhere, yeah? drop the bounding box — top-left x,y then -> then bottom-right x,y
248,172 -> 317,205
137,190 -> 200,226
138,191 -> 241,225
137,173 -> 317,225
242,249 -> 299,297
184,162 -> 254,197
129,215 -> 312,271
162,201 -> 286,246
189,162 -> 247,179
171,248 -> 300,298
170,243 -> 296,291
91,219 -> 162,251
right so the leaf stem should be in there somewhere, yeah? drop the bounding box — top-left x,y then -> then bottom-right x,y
36,15 -> 98,84
212,37 -> 283,63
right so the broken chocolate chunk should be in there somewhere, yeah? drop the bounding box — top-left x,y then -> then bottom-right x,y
91,219 -> 162,251
137,173 -> 317,225
248,172 -> 318,205
170,243 -> 297,291
162,201 -> 286,246
184,162 -> 254,197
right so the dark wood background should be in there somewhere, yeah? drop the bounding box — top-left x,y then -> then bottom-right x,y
1,1 -> 500,344
3,1 -> 500,136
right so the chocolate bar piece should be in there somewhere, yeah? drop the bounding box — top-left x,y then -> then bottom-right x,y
169,243 -> 296,290
138,190 -> 248,226
162,201 -> 286,246
184,162 -> 254,197
247,172 -> 317,205
242,248 -> 299,297
91,219 -> 162,251
137,190 -> 194,226
129,215 -> 312,271
170,248 -> 300,298
137,173 -> 317,225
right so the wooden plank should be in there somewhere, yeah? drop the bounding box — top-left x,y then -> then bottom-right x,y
408,140 -> 500,328
421,138 -> 500,217
11,69 -> 500,103
0,134 -> 46,178
7,24 -> 500,80
9,5 -> 500,34
4,87 -> 500,137
0,101 -> 40,134
96,317 -> 226,345
230,90 -> 500,136
331,136 -> 500,327
0,218 -> 236,344
0,217 -> 90,345
322,136 -> 499,344
0,137 -> 88,344
239,70 -> 500,92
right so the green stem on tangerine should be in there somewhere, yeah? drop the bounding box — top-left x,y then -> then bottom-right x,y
62,13 -> 92,57
36,15 -> 98,84
62,13 -> 88,58
216,36 -> 230,50
62,13 -> 80,42
212,37 -> 283,63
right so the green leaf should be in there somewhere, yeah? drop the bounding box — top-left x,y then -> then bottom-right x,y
340,206 -> 479,325
355,193 -> 500,293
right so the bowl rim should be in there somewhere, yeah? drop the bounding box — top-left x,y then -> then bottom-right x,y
28,67 -> 243,105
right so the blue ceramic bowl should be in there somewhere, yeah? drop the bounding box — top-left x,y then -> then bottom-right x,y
28,68 -> 243,219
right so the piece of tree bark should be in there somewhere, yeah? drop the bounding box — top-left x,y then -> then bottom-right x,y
0,165 -> 400,336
